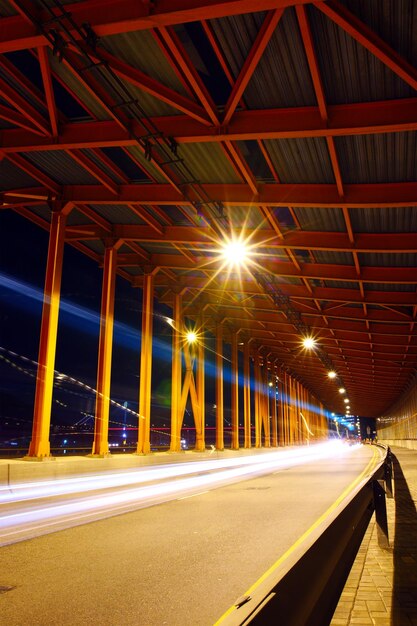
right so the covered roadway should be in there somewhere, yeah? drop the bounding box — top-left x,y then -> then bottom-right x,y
0,0 -> 416,459
0,443 -> 381,625
0,3 -> 416,624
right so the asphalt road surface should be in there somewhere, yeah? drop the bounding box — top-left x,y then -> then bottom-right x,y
0,443 -> 378,626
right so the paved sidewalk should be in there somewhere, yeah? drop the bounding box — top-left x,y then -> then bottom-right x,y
331,446 -> 417,626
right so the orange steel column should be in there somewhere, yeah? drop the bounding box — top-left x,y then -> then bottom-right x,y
254,355 -> 261,447
271,367 -> 278,447
195,313 -> 205,451
170,292 -> 182,452
277,372 -> 285,446
91,244 -> 117,456
243,341 -> 251,448
284,372 -> 290,445
137,272 -> 154,454
231,330 -> 239,450
263,363 -> 271,447
296,380 -> 300,442
27,209 -> 67,458
215,323 -> 224,450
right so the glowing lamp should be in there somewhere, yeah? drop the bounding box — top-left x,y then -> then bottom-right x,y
221,240 -> 249,266
302,337 -> 316,350
186,331 -> 197,344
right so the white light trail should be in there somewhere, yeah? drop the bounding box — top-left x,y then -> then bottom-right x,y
0,442 -> 361,544
0,442 -> 345,504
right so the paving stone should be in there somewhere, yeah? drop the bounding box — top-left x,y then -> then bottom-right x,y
366,601 -> 387,612
352,610 -> 372,619
331,447 -> 417,626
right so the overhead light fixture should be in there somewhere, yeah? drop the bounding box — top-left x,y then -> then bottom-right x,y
338,388 -> 346,394
221,239 -> 249,266
344,398 -> 349,404
302,337 -> 316,350
327,371 -> 337,379
268,381 -> 273,387
186,331 -> 197,344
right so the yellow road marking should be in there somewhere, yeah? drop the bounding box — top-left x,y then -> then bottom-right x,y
214,446 -> 380,624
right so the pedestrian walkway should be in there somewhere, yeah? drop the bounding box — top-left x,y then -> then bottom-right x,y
331,446 -> 417,626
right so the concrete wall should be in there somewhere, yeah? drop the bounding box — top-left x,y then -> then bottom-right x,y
377,439 -> 417,451
377,377 -> 417,448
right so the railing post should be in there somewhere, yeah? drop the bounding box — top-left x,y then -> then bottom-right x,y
373,480 -> 389,549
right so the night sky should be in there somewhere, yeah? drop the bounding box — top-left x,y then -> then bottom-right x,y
0,210 -> 188,446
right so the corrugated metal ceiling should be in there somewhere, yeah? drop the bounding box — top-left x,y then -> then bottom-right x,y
1,0 -> 416,418
307,3 -> 415,103
263,137 -> 335,183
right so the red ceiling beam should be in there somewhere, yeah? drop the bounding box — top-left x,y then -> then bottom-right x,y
90,149 -> 130,184
156,27 -> 219,125
80,44 -> 211,126
146,300 -> 412,338
0,50 -> 52,114
0,104 -> 45,135
0,76 -> 50,136
316,0 -> 417,92
296,5 -> 327,121
62,50 -> 130,130
222,140 -> 258,195
245,304 -> 413,326
223,9 -> 283,125
7,171 -> 417,211
68,150 -> 119,195
76,204 -> 113,232
151,277 -> 417,306
62,223 -> 417,253
201,20 -> 235,87
326,136 -> 344,197
37,46 -> 58,137
189,305 -> 414,328
0,0 -> 322,53
4,154 -> 60,195
3,99 -> 417,152
114,252 -> 417,284
52,181 -> 417,208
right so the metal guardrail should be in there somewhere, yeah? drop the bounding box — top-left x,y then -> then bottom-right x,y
220,445 -> 392,626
